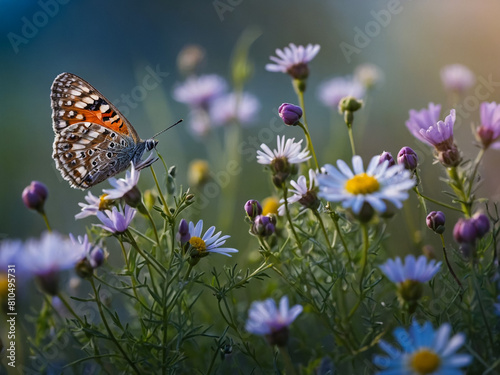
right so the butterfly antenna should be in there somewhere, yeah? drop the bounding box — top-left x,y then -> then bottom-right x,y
152,119 -> 183,139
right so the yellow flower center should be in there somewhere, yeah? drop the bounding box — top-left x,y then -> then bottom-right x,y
189,236 -> 207,252
98,194 -> 113,211
0,274 -> 8,298
262,196 -> 280,216
410,349 -> 441,374
345,173 -> 380,194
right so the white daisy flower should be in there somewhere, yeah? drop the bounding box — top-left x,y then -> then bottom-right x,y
187,220 -> 238,257
266,43 -> 320,79
257,135 -> 311,166
317,155 -> 415,214
278,169 -> 319,216
103,162 -> 140,201
75,192 -> 101,220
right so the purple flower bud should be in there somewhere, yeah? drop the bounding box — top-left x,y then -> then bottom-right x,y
178,219 -> 190,244
244,200 -> 262,220
472,212 -> 490,238
426,211 -> 446,234
278,103 -> 302,126
438,145 -> 461,168
90,247 -> 105,268
252,215 -> 276,237
453,218 -> 477,244
397,147 -> 418,170
22,181 -> 48,212
379,151 -> 395,167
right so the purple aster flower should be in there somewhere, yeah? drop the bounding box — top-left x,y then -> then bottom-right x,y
24,232 -> 86,295
440,64 -> 475,93
173,74 -> 227,108
245,295 -> 303,346
317,76 -> 365,109
186,220 -> 238,257
477,102 -> 500,149
379,255 -> 441,284
178,219 -> 191,244
265,43 -> 320,80
96,205 -> 136,234
0,239 -> 24,272
406,103 -> 461,167
70,233 -> 106,269
22,181 -> 48,212
209,92 -> 260,127
251,215 -> 276,237
374,320 -> 472,374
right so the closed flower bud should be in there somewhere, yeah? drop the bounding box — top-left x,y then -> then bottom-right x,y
338,96 -> 363,114
472,212 -> 490,238
75,258 -> 94,279
252,215 -> 276,237
244,200 -> 262,220
123,186 -> 142,208
453,218 -> 477,244
438,146 -> 461,168
379,151 -> 395,167
397,147 -> 418,170
477,126 -> 495,149
22,181 -> 48,213
426,211 -> 446,234
178,219 -> 191,244
90,247 -> 105,268
278,103 -> 303,126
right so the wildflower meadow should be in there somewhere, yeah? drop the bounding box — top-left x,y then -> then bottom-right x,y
1,2 -> 500,374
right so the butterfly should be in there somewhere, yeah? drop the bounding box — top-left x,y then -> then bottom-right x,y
51,72 -> 159,189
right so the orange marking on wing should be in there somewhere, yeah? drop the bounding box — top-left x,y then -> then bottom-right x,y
65,109 -> 130,135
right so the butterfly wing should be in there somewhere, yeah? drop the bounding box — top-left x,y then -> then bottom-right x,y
51,73 -> 143,189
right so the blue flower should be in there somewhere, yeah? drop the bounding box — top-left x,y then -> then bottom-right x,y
374,320 -> 472,375
187,220 -> 238,257
379,255 -> 441,284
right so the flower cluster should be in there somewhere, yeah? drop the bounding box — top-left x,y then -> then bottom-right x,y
244,199 -> 276,237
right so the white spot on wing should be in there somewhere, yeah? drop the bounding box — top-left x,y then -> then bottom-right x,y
75,102 -> 86,109
100,104 -> 110,113
82,96 -> 94,104
70,90 -> 81,96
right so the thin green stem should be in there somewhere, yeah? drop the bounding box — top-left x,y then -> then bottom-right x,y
40,210 -> 52,232
283,186 -> 302,248
347,124 -> 356,156
118,237 -> 143,302
126,230 -> 165,277
278,346 -> 298,375
314,210 -> 332,250
329,210 -> 353,265
56,293 -> 85,326
471,263 -> 495,351
141,203 -> 160,247
348,224 -> 369,319
412,188 -> 463,213
466,148 -> 485,199
89,278 -> 141,374
298,122 -> 319,170
184,263 -> 194,281
150,165 -> 172,219
439,234 -> 463,290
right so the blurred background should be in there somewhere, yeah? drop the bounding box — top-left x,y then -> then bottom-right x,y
2,0 -> 500,255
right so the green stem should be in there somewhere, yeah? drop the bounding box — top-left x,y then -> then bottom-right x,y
150,165 -> 172,219
118,237 -> 143,303
447,166 -> 471,217
439,234 -> 463,290
126,230 -> 165,277
347,124 -> 356,156
141,203 -> 160,247
283,186 -> 302,248
297,88 -> 320,170
184,264 -> 194,281
89,278 -> 141,374
40,210 -> 52,232
314,210 -> 332,250
466,148 -> 485,199
298,122 -> 319,170
329,210 -> 353,265
56,293 -> 85,326
471,263 -> 495,351
348,224 -> 369,319
412,187 -> 463,213
278,346 -> 297,375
